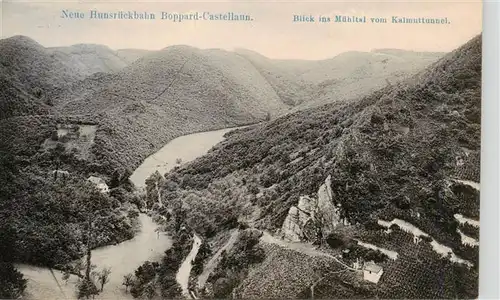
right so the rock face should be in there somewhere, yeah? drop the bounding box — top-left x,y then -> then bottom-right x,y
317,175 -> 342,233
281,175 -> 346,242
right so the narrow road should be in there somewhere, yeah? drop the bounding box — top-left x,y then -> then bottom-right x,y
197,229 -> 239,289
260,231 -> 355,271
451,178 -> 480,191
176,233 -> 202,297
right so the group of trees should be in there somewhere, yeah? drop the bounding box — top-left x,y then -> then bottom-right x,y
122,229 -> 192,299
61,259 -> 112,299
0,263 -> 27,299
207,229 -> 265,298
0,134 -> 139,299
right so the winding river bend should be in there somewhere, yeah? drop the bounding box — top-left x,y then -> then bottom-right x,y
18,126 -> 245,300
130,127 -> 245,188
17,214 -> 171,300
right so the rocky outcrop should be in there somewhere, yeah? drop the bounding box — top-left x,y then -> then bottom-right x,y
282,198 -> 313,241
281,175 -> 347,242
317,175 -> 343,233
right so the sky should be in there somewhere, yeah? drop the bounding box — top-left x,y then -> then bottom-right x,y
2,0 -> 482,60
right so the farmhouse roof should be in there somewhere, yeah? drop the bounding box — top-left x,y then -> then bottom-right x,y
87,176 -> 106,185
363,261 -> 383,273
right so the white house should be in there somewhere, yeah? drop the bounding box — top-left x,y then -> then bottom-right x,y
87,176 -> 109,194
363,261 -> 384,284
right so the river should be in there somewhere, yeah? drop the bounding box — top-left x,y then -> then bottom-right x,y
19,126 -> 245,299
130,127 -> 245,188
17,214 -> 171,300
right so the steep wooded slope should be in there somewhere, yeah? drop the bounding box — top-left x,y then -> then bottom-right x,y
236,48 -> 443,109
158,34 -> 481,299
49,44 -> 130,74
0,36 -> 84,119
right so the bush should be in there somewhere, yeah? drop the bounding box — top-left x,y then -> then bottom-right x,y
326,233 -> 345,248
0,263 -> 27,299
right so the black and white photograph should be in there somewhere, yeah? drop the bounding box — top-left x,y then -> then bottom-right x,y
0,1 -> 483,299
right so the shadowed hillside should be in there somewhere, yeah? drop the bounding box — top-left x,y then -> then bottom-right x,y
234,48 -> 315,106
42,45 -> 289,174
0,37 -> 146,119
1,40 -> 290,181
0,36 -> 85,119
155,34 -> 481,299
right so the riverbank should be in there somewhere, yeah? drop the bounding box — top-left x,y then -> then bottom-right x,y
18,214 -> 172,300
130,126 -> 249,188
18,125 -> 246,299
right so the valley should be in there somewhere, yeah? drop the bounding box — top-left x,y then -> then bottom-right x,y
0,33 -> 480,300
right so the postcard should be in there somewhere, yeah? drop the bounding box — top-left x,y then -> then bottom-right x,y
0,0 -> 483,299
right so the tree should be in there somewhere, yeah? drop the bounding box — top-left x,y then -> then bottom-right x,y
145,171 -> 164,209
0,263 -> 27,299
143,282 -> 157,300
265,112 -> 271,121
77,278 -> 99,299
122,274 -> 134,293
97,268 -> 112,292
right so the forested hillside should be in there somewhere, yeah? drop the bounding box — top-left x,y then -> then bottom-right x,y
237,48 -> 443,109
0,33 -> 477,299
49,44 -> 130,74
154,34 -> 481,299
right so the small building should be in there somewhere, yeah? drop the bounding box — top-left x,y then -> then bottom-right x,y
363,261 -> 383,284
87,176 -> 109,194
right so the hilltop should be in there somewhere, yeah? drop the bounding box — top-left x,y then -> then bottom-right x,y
116,48 -> 153,64
236,48 -> 443,109
0,36 -> 83,119
154,34 -> 481,299
0,36 -> 151,119
49,44 -> 130,75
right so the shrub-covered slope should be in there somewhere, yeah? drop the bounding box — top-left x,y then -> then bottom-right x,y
0,36 -> 84,119
49,44 -> 130,75
236,48 -> 443,109
158,34 -> 481,298
234,49 -> 314,106
297,49 -> 444,109
46,45 -> 289,174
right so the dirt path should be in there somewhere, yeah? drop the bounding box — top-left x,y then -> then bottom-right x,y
260,231 -> 355,271
176,234 -> 202,297
451,178 -> 480,191
197,229 -> 239,289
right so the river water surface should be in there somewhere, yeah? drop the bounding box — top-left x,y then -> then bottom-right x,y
130,127 -> 245,188
19,126 -> 245,299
